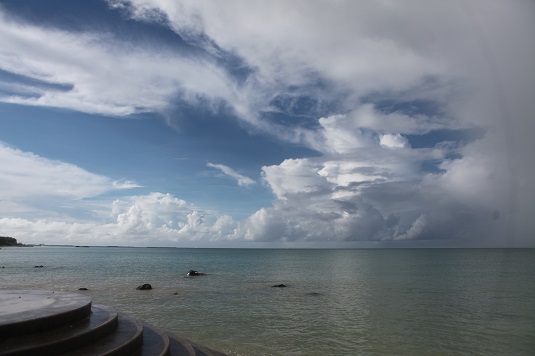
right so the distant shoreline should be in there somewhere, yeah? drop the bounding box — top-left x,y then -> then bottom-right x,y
0,236 -> 34,247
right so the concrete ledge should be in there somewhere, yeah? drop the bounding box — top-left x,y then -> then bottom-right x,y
0,305 -> 118,355
0,290 -> 92,338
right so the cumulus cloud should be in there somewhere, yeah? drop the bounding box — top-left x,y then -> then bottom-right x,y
207,163 -> 255,187
1,192 -> 238,246
238,115 -> 515,245
110,192 -> 237,241
262,159 -> 325,198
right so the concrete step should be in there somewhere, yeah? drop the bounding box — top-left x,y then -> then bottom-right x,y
0,304 -> 118,356
0,290 -> 92,338
60,313 -> 144,356
166,333 -> 196,356
140,322 -> 171,356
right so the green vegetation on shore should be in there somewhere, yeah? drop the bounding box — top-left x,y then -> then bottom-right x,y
0,236 -> 30,247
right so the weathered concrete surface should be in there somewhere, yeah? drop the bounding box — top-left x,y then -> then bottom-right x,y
0,290 -> 91,320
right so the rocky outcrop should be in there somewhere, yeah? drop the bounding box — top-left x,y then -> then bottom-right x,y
136,284 -> 152,290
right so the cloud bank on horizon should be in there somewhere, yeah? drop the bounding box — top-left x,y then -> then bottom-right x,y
0,0 -> 533,247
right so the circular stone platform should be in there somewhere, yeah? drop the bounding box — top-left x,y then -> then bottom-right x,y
0,290 -> 92,337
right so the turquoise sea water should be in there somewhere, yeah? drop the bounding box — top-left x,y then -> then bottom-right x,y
1,247 -> 534,355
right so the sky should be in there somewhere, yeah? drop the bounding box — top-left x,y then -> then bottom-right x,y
0,0 -> 534,248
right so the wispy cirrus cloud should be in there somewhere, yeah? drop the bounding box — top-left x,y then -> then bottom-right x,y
0,142 -> 140,211
0,7 -> 240,118
207,163 -> 256,187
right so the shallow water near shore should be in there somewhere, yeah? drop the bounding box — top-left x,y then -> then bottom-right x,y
1,246 -> 534,355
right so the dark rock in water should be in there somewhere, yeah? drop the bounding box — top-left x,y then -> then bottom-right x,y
187,270 -> 205,276
173,292 -> 178,295
136,284 -> 152,290
272,284 -> 286,288
78,288 -> 88,291
34,265 -> 44,268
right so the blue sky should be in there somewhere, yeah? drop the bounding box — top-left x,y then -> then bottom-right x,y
0,0 -> 534,247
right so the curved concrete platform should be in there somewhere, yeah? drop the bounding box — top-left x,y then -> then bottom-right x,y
0,290 -> 225,356
0,304 -> 117,355
0,290 -> 92,338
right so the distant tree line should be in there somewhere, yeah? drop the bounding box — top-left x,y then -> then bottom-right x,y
0,236 -> 26,246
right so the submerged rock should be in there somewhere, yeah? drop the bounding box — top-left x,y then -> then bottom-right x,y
78,288 -> 89,291
187,270 -> 205,276
34,265 -> 44,268
136,284 -> 152,290
272,284 -> 286,288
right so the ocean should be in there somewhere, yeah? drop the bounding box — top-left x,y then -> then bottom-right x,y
1,246 -> 534,355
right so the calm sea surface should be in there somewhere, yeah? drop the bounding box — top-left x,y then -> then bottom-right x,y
1,247 -> 534,355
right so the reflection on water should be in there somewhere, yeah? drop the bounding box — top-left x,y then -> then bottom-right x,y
1,247 -> 534,355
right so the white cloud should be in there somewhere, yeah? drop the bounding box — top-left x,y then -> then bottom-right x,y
243,91 -> 520,244
380,134 -> 410,149
110,192 -> 237,241
261,159 -> 324,199
0,142 -> 139,203
317,113 -> 375,154
103,0 -> 462,144
0,192 -> 238,246
0,8 -> 241,118
207,163 -> 255,187
121,0 -> 445,89
393,215 -> 426,241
